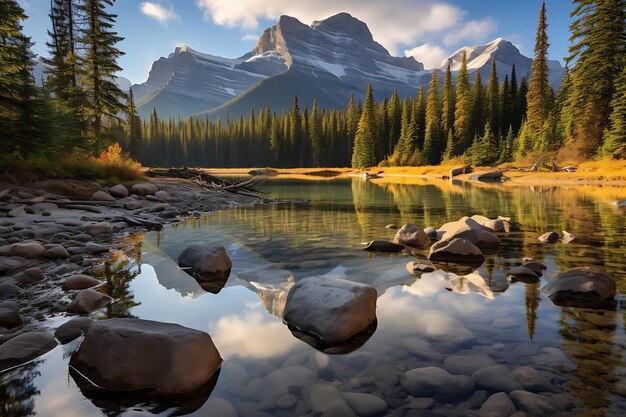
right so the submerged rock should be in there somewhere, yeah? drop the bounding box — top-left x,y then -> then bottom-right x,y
363,240 -> 405,253
393,224 -> 430,248
0,332 -> 57,372
542,267 -> 616,307
472,365 -> 522,393
479,392 -> 516,417
283,276 -> 377,344
69,318 -> 222,395
400,366 -> 474,402
509,390 -> 560,416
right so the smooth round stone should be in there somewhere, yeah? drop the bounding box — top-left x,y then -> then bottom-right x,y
91,191 -> 116,202
307,383 -> 356,416
64,274 -> 101,290
130,182 -> 159,196
400,367 -> 474,402
85,222 -> 112,237
154,190 -> 171,201
8,242 -> 45,259
83,242 -> 110,254
54,317 -> 94,344
0,301 -> 22,328
66,289 -> 113,314
444,355 -> 498,376
509,390 -> 560,415
473,365 -> 523,393
0,283 -> 22,299
512,366 -> 556,393
108,184 -> 129,198
341,392 -> 387,416
406,397 -> 436,409
276,394 -> 298,410
0,331 -> 57,372
13,267 -> 44,284
124,200 -> 145,210
0,257 -> 28,274
44,245 -> 70,259
479,392 -> 516,417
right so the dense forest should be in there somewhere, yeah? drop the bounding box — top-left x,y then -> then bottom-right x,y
1,0 -> 624,171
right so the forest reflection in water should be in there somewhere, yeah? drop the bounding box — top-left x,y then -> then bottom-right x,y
1,177 -> 625,417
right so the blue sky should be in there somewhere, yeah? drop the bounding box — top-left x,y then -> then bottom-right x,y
17,0 -> 573,84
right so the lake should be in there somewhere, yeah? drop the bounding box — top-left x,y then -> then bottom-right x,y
1,177 -> 625,417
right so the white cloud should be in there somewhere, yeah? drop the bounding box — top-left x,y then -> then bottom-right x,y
405,44 -> 449,69
443,18 -> 497,45
140,2 -> 180,24
195,0 -> 496,54
241,34 -> 260,42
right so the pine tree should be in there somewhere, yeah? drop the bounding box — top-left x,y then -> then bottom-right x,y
470,122 -> 497,166
0,0 -> 43,154
601,64 -> 626,158
388,89 -> 401,154
351,83 -> 377,168
454,51 -> 472,154
470,70 -> 485,139
443,128 -> 455,161
309,99 -> 324,167
289,95 -> 301,165
415,86 -> 426,149
125,87 -> 142,159
392,100 -> 417,165
510,65 -> 522,134
486,57 -> 500,134
526,1 -> 552,135
423,70 -> 443,165
565,0 -> 626,157
441,63 -> 455,136
499,75 -> 511,137
78,0 -> 126,152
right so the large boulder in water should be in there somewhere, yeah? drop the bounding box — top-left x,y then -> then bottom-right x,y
0,331 -> 57,372
439,218 -> 500,249
178,244 -> 232,293
69,318 -> 222,395
542,267 -> 616,307
429,238 -> 485,265
393,224 -> 430,248
283,276 -> 377,344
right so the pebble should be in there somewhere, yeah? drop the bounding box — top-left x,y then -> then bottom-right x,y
276,394 -> 297,410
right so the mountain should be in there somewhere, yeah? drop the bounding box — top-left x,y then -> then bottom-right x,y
32,58 -> 132,91
436,38 -> 565,89
135,13 -> 427,119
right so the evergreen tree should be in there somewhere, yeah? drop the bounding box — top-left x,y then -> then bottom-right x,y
351,83 -> 377,168
443,128 -> 455,161
310,99 -> 324,167
415,86 -> 426,149
565,0 -> 626,156
470,122 -> 497,166
518,75 -> 529,126
78,0 -> 126,152
454,51 -> 472,154
601,64 -> 626,158
526,1 -> 552,135
441,63 -> 455,136
387,89 -> 401,154
499,75 -> 511,137
125,87 -> 142,159
289,95 -> 301,164
470,70 -> 485,139
392,100 -> 417,165
510,65 -> 522,134
423,70 -> 443,165
486,57 -> 500,134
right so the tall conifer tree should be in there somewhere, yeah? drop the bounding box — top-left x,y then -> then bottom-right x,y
526,2 -> 552,135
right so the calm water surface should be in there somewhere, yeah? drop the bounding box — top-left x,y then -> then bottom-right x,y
1,178 -> 625,417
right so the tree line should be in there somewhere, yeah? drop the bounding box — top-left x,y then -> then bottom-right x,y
1,0 -> 624,170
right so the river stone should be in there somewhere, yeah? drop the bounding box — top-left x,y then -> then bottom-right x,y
307,383 -> 357,416
69,318 -> 222,394
54,317 -> 94,343
85,222 -> 112,236
283,276 -> 377,343
44,245 -> 70,259
130,182 -> 158,196
0,257 -> 28,274
538,232 -> 559,243
542,267 -> 616,303
406,262 -> 435,275
66,289 -> 113,314
8,206 -> 26,217
484,219 -> 506,232
522,262 -> 546,276
424,226 -> 438,239
363,240 -> 404,253
0,283 -> 22,299
0,301 -> 22,328
512,366 -> 556,393
83,242 -> 110,254
154,190 -> 171,201
64,274 -> 101,290
276,394 -> 298,410
13,267 -> 44,284
479,392 -> 516,417
444,355 -> 498,376
472,365 -> 522,393
0,332 -> 57,372
509,390 -> 560,416
476,171 -> 503,181
8,242 -> 45,259
440,218 -> 501,249
429,238 -> 484,264
341,392 -> 387,416
124,200 -> 144,210
178,244 -> 232,282
562,230 -> 576,244
406,397 -> 436,409
393,224 -> 430,248
400,367 -> 474,402
91,191 -> 116,202
108,184 -> 128,198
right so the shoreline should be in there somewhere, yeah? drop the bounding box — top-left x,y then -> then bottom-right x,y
0,177 -> 261,340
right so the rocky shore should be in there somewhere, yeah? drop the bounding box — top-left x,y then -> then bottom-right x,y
0,177 -> 260,371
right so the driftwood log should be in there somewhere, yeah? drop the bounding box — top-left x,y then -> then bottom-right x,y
146,168 -> 265,198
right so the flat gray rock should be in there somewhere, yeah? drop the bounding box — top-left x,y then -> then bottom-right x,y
130,182 -> 158,196
479,392 -> 516,417
509,390 -> 560,416
0,331 -> 57,372
400,366 -> 474,402
444,355 -> 498,376
341,391 -> 387,416
283,276 -> 377,343
473,365 -> 522,393
69,318 -> 222,395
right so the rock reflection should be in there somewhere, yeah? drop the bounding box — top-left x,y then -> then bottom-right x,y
0,361 -> 41,417
69,366 -> 220,417
288,319 -> 377,354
